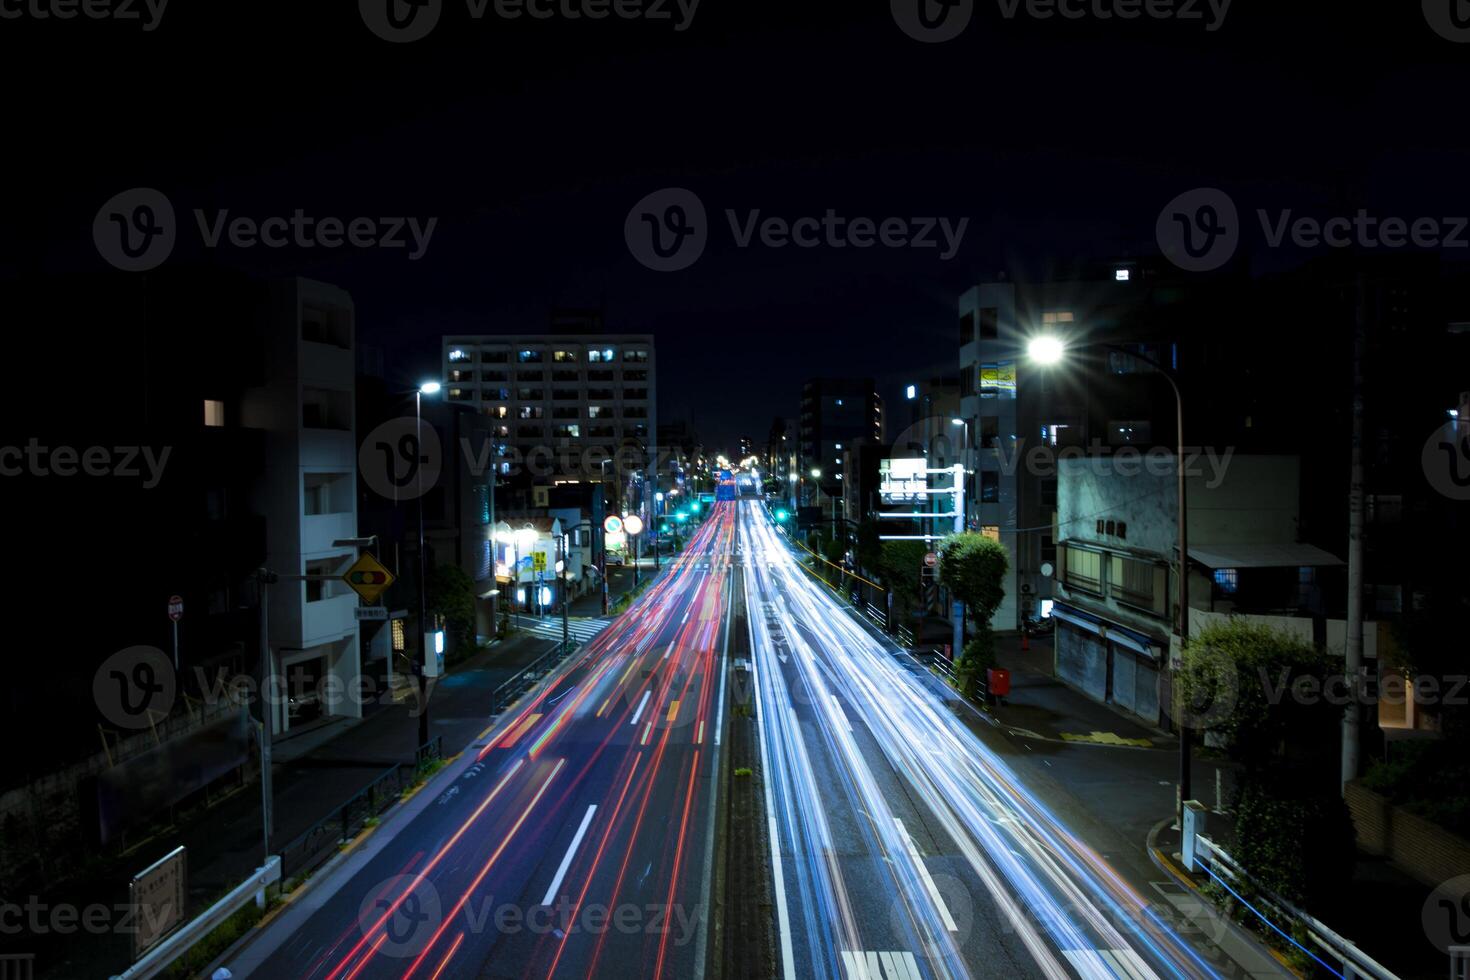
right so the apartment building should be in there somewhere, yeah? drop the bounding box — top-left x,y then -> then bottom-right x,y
441,334 -> 656,487
799,378 -> 883,516
243,278 -> 364,736
956,261 -> 1240,631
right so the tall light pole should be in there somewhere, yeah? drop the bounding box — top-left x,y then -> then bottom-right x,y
1028,336 -> 1193,814
414,381 -> 441,752
625,514 -> 645,590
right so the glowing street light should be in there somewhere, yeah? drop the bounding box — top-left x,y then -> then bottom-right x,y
1027,335 -> 1066,366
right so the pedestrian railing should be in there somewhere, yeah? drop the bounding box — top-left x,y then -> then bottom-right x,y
490,638 -> 577,715
1183,823 -> 1399,980
110,856 -> 280,979
278,736 -> 442,883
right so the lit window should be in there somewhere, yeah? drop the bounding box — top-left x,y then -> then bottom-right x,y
1115,268 -> 1131,281
1213,568 -> 1239,595
448,349 -> 469,362
204,399 -> 225,427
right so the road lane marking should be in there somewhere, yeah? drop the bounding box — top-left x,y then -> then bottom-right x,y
667,699 -> 681,723
839,950 -> 922,980
894,818 -> 958,932
540,805 -> 598,907
630,690 -> 652,725
696,719 -> 705,743
641,721 -> 653,745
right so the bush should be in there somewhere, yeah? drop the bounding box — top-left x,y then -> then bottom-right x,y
1233,764 -> 1355,908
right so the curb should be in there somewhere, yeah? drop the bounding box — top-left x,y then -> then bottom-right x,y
1145,817 -> 1305,979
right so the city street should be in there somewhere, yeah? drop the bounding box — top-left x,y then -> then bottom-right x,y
230,506 -> 736,979
738,499 -> 1240,980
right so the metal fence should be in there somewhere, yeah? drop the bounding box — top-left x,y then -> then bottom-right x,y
491,638 -> 577,715
278,736 -> 443,883
1186,828 -> 1399,980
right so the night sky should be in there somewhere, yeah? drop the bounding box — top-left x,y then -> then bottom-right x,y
3,1 -> 1466,445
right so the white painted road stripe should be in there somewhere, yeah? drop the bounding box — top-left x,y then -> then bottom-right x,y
630,690 -> 652,725
838,950 -> 922,980
894,818 -> 958,932
540,805 -> 597,907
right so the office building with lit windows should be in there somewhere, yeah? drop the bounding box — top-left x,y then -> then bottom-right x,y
441,334 -> 656,485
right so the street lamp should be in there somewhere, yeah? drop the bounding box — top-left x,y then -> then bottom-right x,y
1026,334 -> 1193,814
625,514 -> 645,589
414,380 -> 441,753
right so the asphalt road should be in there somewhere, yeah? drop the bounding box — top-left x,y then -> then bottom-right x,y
737,499 -> 1228,980
236,503 -> 737,980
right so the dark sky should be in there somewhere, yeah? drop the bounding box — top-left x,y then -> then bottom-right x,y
3,1 -> 1466,446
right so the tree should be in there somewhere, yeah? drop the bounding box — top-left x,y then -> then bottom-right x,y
1179,620 -> 1354,907
937,533 -> 1010,687
874,539 -> 927,627
427,564 -> 477,655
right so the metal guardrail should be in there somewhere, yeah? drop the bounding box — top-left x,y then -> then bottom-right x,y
278,737 -> 443,882
491,638 -> 577,715
1187,830 -> 1399,980
110,856 -> 281,980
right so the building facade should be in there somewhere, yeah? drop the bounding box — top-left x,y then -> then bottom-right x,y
442,334 -> 657,487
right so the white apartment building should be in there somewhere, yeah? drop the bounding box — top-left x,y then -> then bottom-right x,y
441,334 -> 657,483
242,278 -> 364,737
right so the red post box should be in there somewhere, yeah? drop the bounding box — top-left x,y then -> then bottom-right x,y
987,667 -> 1011,698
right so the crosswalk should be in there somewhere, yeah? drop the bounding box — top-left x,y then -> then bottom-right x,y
521,616 -> 614,645
838,950 -> 922,980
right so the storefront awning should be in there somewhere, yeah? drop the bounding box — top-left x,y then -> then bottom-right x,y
1189,543 -> 1344,570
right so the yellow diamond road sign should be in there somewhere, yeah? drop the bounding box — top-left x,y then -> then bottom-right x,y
343,553 -> 395,604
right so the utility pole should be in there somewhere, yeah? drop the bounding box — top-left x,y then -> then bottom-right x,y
560,531 -> 569,649
1343,276 -> 1367,793
254,570 -> 276,857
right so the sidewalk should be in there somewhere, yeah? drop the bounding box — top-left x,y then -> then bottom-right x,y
981,634 -> 1439,980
